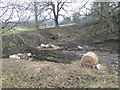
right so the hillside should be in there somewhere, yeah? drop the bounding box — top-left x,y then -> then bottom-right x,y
2,21 -> 119,57
2,21 -> 119,88
2,58 -> 118,88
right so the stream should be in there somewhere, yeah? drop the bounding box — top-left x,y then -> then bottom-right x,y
54,50 -> 119,75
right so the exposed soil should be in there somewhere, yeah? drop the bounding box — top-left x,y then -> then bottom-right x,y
2,21 -> 119,57
2,58 -> 118,88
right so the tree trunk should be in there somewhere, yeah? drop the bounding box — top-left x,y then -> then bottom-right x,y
0,37 -> 1,90
34,1 -> 39,30
51,3 -> 59,27
103,3 -> 114,31
55,17 -> 59,27
0,34 -> 2,59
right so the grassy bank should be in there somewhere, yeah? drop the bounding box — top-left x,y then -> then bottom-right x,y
2,59 -> 119,88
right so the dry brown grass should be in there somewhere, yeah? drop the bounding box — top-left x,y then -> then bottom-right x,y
80,52 -> 99,69
2,58 -> 118,88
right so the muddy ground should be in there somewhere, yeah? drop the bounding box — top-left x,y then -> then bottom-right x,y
2,58 -> 119,88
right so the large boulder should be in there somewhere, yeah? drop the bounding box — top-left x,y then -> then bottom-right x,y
80,52 -> 99,69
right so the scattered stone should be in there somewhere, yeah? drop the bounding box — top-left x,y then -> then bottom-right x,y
77,46 -> 83,50
41,44 -> 47,48
17,53 -> 22,56
37,44 -> 63,50
95,64 -> 101,70
26,53 -> 32,56
9,53 -> 32,60
96,63 -> 108,72
9,54 -> 20,59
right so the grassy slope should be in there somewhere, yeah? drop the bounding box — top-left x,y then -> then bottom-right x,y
2,22 -> 119,88
2,59 -> 118,88
2,21 -> 119,57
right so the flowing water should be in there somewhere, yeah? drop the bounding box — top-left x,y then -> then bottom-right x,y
55,50 -> 118,75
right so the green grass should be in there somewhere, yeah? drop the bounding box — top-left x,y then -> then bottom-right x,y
2,27 -> 34,35
89,81 -> 107,88
2,61 -> 31,88
2,60 -> 119,88
1,23 -> 76,36
104,75 -> 119,79
2,69 -> 22,87
1,25 -> 53,35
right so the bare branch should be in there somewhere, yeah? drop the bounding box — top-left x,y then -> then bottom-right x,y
58,0 -> 67,13
79,0 -> 89,10
0,7 -> 8,18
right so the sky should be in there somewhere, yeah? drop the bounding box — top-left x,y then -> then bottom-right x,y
0,0 -> 94,22
0,0 -> 119,23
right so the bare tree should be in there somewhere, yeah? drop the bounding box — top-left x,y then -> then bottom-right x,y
33,1 -> 39,30
0,1 -> 24,32
36,0 -> 69,27
0,1 -> 31,58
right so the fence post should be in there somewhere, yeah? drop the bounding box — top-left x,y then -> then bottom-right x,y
0,30 -> 2,89
0,32 -> 2,59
